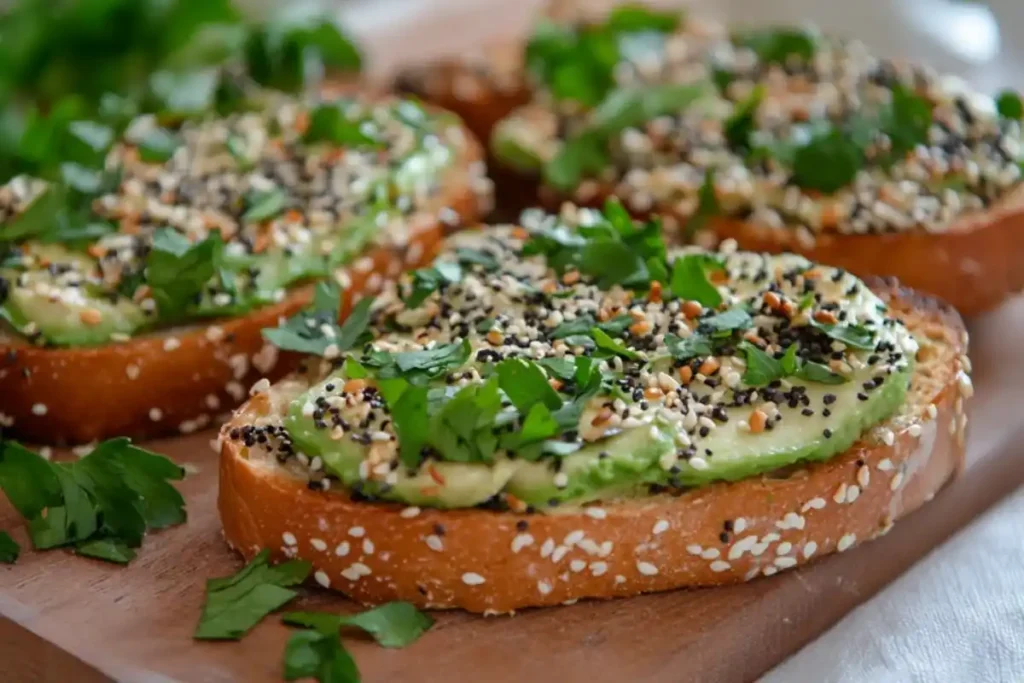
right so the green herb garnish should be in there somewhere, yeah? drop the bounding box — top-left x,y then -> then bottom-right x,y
0,439 -> 185,562
194,549 -> 311,640
996,90 -> 1023,120
242,188 -> 289,223
282,602 -> 433,683
735,27 -> 817,65
147,228 -> 223,320
0,531 -> 19,564
263,283 -> 373,356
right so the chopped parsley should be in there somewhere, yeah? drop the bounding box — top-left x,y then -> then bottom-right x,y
147,228 -> 223,321
263,284 -> 373,357
0,439 -> 186,563
194,549 -> 311,640
282,602 -> 433,683
0,531 -> 19,564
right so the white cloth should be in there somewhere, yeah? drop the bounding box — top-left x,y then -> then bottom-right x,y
763,487 -> 1024,682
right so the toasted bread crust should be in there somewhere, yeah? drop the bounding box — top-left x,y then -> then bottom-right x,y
217,282 -> 971,614
0,126 -> 488,445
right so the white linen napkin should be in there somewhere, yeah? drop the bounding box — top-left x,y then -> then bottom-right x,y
763,486 -> 1024,682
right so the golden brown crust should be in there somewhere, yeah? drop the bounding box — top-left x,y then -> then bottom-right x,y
217,282 -> 971,614
0,122 -> 488,445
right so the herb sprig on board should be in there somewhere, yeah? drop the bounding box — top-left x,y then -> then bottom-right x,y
0,438 -> 186,564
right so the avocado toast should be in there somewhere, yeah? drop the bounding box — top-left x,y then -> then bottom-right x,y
406,6 -> 1024,314
0,93 -> 491,444
217,201 -> 971,613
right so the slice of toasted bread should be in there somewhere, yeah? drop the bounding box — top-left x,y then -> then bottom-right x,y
0,128 -> 490,446
217,280 -> 971,614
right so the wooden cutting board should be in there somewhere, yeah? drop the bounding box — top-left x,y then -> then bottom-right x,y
2,296 -> 1022,683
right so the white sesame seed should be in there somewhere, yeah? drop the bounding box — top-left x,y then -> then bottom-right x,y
774,556 -> 798,569
728,535 -> 758,560
31,403 -> 48,416
249,378 -> 271,396
553,472 -> 569,488
205,326 -> 225,343
878,458 -> 894,472
570,559 -> 587,573
637,561 -> 659,576
425,535 -> 444,552
833,483 -> 848,504
710,560 -> 731,573
462,572 -> 486,586
846,485 -> 861,503
857,466 -> 871,488
283,532 -> 297,546
598,541 -> 614,557
348,526 -> 365,538
802,497 -> 827,512
163,338 -> 181,351
400,506 -> 421,518
615,575 -> 627,584
689,457 -> 709,471
363,539 -> 375,555
511,533 -> 534,553
744,567 -> 761,581
311,538 -> 327,552
803,541 -> 818,559
880,428 -> 895,446
590,561 -> 608,576
891,471 -> 905,491
564,530 -> 585,546
701,547 -> 720,560
541,538 -> 555,558
686,544 -> 703,556
837,534 -> 857,552
334,542 -> 350,556
733,517 -> 747,533
314,570 -> 331,588
926,403 -> 938,419
125,364 -> 140,380
750,542 -> 770,557
552,545 -> 570,563
585,507 -> 607,520
763,566 -> 779,577
652,520 -> 670,535
537,580 -> 552,595
776,542 -> 793,556
908,424 -> 923,438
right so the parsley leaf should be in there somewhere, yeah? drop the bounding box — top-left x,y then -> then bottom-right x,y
147,228 -> 222,320
284,602 -> 434,648
263,285 -> 373,357
0,531 -> 20,564
735,27 -> 817,65
281,602 -> 432,683
780,342 -> 800,375
0,439 -> 185,559
549,314 -> 631,340
246,9 -> 361,93
591,327 -> 640,360
996,90 -> 1023,120
699,306 -> 753,334
739,341 -> 784,387
195,549 -> 311,640
519,404 -> 561,444
404,261 -> 461,308
725,84 -> 765,152
664,333 -> 713,361
791,128 -> 864,193
536,357 -> 577,381
794,361 -> 847,384
362,340 -> 472,384
76,538 -> 136,564
303,104 -> 382,148
881,84 -> 933,160
496,358 -> 562,413
283,629 -> 359,682
242,188 -> 289,223
378,381 -> 430,469
669,254 -> 724,307
455,247 -> 500,271
809,318 -> 876,350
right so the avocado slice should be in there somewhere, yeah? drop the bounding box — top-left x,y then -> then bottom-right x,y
1,244 -> 146,345
285,356 -> 911,509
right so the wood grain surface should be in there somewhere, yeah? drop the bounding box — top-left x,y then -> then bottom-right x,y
2,296 -> 1021,683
